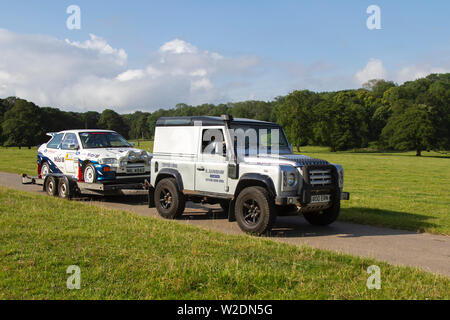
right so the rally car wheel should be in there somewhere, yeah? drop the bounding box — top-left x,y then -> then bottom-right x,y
45,176 -> 58,197
83,163 -> 97,184
41,162 -> 51,177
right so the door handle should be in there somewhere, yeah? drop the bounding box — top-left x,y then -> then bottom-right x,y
197,167 -> 205,171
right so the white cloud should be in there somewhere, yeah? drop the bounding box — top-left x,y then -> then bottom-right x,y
0,29 -> 259,112
65,34 -> 127,66
395,65 -> 449,83
116,69 -> 145,82
159,39 -> 198,54
354,58 -> 387,85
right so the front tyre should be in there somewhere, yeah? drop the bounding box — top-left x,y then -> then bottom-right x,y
235,186 -> 276,235
303,200 -> 340,226
154,178 -> 185,219
83,163 -> 97,184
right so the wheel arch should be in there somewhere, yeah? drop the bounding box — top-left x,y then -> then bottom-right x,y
155,168 -> 184,191
229,173 -> 277,223
234,173 -> 277,199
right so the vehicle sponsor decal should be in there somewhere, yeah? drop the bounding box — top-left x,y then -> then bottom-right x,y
37,153 -> 62,174
205,177 -> 224,184
205,169 -> 224,174
54,156 -> 65,163
161,162 -> 178,168
204,169 -> 225,184
87,153 -> 100,158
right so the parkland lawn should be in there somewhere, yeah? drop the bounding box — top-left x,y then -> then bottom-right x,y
0,143 -> 448,235
0,187 -> 448,299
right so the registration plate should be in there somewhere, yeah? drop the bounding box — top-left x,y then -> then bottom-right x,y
126,167 -> 145,174
311,194 -> 331,203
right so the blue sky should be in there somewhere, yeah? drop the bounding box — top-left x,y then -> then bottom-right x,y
0,0 -> 448,112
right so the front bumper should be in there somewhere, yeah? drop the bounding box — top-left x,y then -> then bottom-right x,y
276,191 -> 350,206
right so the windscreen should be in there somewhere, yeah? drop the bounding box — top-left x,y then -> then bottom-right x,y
79,132 -> 131,149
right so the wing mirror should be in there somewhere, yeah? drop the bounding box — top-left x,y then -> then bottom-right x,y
69,144 -> 79,150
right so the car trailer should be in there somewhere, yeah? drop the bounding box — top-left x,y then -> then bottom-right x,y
21,173 -> 151,199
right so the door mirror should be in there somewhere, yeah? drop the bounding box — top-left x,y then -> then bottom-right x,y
130,142 -> 135,147
289,144 -> 294,153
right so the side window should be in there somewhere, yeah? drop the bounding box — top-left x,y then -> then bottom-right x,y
61,133 -> 79,150
46,133 -> 64,149
202,129 -> 226,156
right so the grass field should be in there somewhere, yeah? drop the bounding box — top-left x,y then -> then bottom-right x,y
0,186 -> 448,299
0,142 -> 448,235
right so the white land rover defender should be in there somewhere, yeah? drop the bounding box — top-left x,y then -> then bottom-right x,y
149,115 -> 349,235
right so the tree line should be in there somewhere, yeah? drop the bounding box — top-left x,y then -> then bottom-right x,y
0,73 -> 448,155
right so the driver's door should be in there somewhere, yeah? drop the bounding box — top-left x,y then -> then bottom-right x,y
194,128 -> 228,194
60,133 -> 80,174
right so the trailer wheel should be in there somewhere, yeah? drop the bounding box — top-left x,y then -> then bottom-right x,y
154,178 -> 185,219
58,179 -> 71,199
45,176 -> 58,197
83,163 -> 97,184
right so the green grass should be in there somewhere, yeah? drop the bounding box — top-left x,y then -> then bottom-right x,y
0,147 -> 37,176
0,186 -> 448,300
297,146 -> 450,235
1,143 -> 449,235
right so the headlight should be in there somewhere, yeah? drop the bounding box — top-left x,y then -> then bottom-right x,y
287,172 -> 297,187
99,158 -> 118,166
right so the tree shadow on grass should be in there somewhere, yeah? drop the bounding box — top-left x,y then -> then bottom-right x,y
270,207 -> 438,238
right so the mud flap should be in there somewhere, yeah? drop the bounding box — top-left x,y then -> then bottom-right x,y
228,199 -> 236,222
148,187 -> 155,208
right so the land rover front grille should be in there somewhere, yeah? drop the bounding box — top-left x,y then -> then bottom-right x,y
309,168 -> 333,186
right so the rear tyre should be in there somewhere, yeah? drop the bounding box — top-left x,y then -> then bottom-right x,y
303,200 -> 340,226
41,162 -> 51,177
235,186 -> 276,235
58,179 -> 71,199
154,178 -> 185,219
45,176 -> 58,197
83,163 -> 97,184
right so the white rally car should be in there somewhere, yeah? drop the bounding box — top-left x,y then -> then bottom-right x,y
37,130 -> 151,183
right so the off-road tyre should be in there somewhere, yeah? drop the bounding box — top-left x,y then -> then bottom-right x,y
154,178 -> 185,219
235,186 -> 276,235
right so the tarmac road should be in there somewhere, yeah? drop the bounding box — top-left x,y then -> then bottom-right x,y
1,171 -> 449,277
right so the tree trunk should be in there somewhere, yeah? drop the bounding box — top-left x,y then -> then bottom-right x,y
416,149 -> 422,156
296,145 -> 300,152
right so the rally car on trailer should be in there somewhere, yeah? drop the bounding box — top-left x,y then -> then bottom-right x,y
37,130 -> 151,183
22,130 -> 151,199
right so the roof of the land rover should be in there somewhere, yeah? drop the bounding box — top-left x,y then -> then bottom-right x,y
155,116 -> 279,127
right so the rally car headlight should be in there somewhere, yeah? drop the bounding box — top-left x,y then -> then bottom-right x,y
99,158 -> 118,166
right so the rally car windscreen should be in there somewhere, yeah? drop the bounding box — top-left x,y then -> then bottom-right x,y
79,132 -> 132,149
